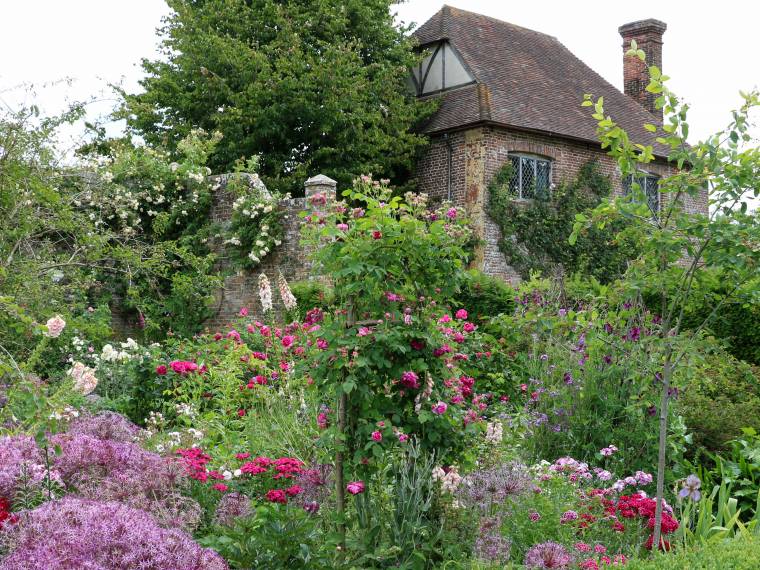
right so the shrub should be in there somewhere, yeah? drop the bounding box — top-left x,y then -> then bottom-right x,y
288,280 -> 334,319
624,537 -> 760,569
453,270 -> 515,322
0,497 -> 227,569
677,345 -> 760,454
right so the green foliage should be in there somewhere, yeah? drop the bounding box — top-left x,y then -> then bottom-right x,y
490,279 -> 688,476
452,270 -> 515,322
487,160 -> 639,281
302,179 -> 481,468
199,505 -> 335,569
121,0 -> 435,195
289,280 -> 335,319
678,346 -> 760,454
681,276 -> 760,365
624,537 -> 760,570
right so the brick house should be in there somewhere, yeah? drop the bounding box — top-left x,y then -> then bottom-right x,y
411,6 -> 707,281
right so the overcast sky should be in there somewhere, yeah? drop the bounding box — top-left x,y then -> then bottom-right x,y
1,0 -> 758,148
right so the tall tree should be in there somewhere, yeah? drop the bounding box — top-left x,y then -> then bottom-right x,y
121,0 -> 433,194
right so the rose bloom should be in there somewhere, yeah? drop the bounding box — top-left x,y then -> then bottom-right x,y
346,481 -> 365,495
455,309 -> 468,320
44,315 -> 66,338
431,401 -> 448,415
371,431 -> 382,442
155,365 -> 168,375
281,335 -> 296,348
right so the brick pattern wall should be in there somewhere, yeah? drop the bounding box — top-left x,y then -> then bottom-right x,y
414,125 -> 707,282
203,176 -> 333,331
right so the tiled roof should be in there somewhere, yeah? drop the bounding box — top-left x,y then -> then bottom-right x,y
413,6 -> 667,155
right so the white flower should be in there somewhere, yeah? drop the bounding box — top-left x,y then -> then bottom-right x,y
233,469 -> 242,477
44,315 -> 66,338
278,273 -> 297,311
223,470 -> 233,481
258,273 -> 273,313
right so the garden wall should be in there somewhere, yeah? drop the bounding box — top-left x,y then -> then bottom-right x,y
203,173 -> 335,330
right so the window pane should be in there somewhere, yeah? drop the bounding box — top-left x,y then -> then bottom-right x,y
646,176 -> 659,214
420,47 -> 442,93
536,160 -> 551,200
622,175 -> 633,196
508,155 -> 521,195
443,43 -> 475,88
521,157 -> 535,199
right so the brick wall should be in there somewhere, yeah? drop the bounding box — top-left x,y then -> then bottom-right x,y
203,175 -> 334,331
414,124 -> 707,282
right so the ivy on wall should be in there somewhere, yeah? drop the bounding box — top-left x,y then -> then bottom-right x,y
486,160 -> 640,282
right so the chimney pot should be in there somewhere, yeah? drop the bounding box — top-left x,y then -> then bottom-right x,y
619,19 -> 667,120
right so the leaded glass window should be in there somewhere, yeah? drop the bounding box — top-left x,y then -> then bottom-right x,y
507,154 -> 552,200
623,172 -> 660,216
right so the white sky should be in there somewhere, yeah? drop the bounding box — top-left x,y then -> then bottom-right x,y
1,0 -> 758,149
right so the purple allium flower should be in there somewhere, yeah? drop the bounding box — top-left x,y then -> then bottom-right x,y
68,411 -> 140,443
473,517 -> 511,563
0,497 -> 228,569
0,435 -> 49,499
524,541 -> 574,569
679,474 -> 702,501
295,463 -> 333,508
457,463 -> 529,512
214,492 -> 252,526
48,433 -> 200,530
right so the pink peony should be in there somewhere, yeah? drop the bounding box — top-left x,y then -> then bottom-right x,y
431,401 -> 448,415
239,307 -> 249,316
155,365 -> 167,375
346,481 -> 365,495
371,431 -> 382,442
455,309 -> 468,320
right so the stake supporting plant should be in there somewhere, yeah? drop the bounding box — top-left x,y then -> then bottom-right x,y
335,301 -> 355,550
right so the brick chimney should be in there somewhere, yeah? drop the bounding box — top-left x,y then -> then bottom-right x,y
618,19 -> 667,119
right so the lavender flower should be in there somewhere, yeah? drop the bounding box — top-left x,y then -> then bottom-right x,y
524,541 -> 574,569
0,497 -> 228,569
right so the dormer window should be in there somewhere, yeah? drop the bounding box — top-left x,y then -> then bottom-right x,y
408,41 -> 476,96
623,172 -> 660,216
